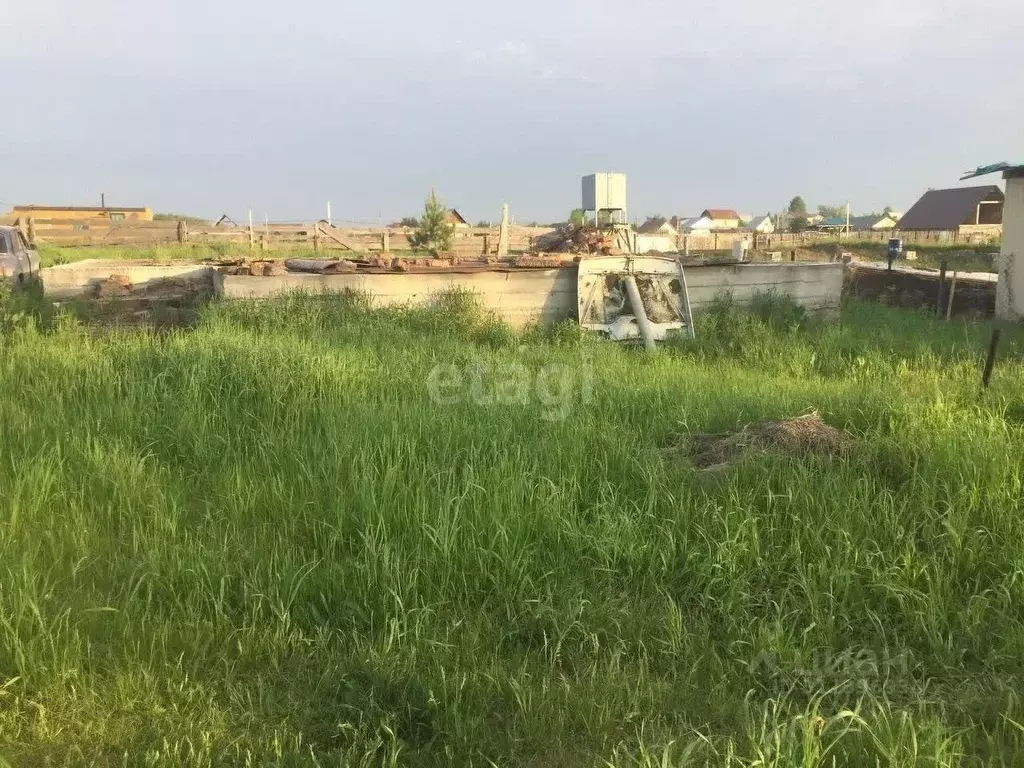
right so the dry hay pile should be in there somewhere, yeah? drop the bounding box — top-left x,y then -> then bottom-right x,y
685,411 -> 853,470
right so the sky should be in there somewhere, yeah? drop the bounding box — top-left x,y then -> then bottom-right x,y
2,0 -> 1022,224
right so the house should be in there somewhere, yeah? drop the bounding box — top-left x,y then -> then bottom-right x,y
743,215 -> 775,234
635,219 -> 679,253
898,185 -> 1003,232
6,205 -> 153,221
816,214 -> 897,232
852,214 -> 898,231
444,209 -> 470,228
700,209 -> 741,229
637,219 -> 679,237
679,215 -> 714,233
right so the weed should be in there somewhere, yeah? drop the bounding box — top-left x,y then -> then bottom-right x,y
0,295 -> 1023,764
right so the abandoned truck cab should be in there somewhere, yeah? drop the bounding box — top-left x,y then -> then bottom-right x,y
0,226 -> 40,285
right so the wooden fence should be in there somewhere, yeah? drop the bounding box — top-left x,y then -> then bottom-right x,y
0,215 -> 1000,254
0,217 -> 554,257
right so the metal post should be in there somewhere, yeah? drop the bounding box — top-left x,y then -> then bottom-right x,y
624,275 -> 656,352
982,329 -> 1002,388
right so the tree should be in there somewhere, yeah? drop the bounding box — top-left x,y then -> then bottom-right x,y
568,209 -> 585,226
395,216 -> 419,228
883,205 -> 894,218
788,196 -> 809,232
817,204 -> 846,220
410,191 -> 454,254
475,220 -> 492,228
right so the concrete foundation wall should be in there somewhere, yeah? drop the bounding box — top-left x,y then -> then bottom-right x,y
221,269 -> 579,328
684,263 -> 842,316
41,259 -> 844,326
41,260 -> 216,298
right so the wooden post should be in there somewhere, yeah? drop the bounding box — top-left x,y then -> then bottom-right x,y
982,329 -> 1001,388
683,236 -> 689,256
312,222 -> 320,252
248,210 -> 254,251
382,230 -> 390,253
177,220 -> 188,244
26,217 -> 37,246
935,260 -> 948,317
946,270 -> 958,321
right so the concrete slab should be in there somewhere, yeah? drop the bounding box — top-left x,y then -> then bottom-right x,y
41,259 -> 217,298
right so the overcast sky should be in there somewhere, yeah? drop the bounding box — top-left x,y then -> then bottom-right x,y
3,1 -> 1022,223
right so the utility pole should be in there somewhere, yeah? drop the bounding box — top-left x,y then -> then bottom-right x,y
845,201 -> 851,236
326,201 -> 332,227
101,193 -> 106,209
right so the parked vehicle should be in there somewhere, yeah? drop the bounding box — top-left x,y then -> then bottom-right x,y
0,226 -> 40,285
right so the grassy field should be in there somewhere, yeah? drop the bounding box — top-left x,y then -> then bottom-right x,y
2,287 -> 1024,765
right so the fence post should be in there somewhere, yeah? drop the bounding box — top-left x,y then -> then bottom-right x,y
177,220 -> 188,244
313,222 -> 320,252
248,211 -> 254,251
26,217 -> 37,246
382,230 -> 390,253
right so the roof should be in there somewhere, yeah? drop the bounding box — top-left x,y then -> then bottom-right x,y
961,162 -> 1024,180
10,205 -> 150,213
743,215 -> 773,229
897,186 -> 1003,230
680,216 -> 712,229
445,209 -> 469,225
850,215 -> 894,229
637,219 -> 677,235
702,209 -> 741,220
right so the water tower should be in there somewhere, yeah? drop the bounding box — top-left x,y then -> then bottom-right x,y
582,173 -> 627,226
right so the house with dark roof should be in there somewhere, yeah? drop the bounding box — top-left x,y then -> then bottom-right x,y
700,209 -> 741,229
898,186 -> 1003,232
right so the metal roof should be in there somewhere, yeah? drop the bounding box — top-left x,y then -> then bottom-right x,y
897,186 -> 1003,230
960,162 -> 1024,180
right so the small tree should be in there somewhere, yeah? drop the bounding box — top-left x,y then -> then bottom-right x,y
396,216 -> 420,228
568,209 -> 586,226
788,196 -> 809,232
817,204 -> 845,219
410,190 -> 454,254
475,220 -> 492,228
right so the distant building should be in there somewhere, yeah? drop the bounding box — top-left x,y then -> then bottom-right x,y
898,186 -> 1003,232
679,215 -> 714,233
445,209 -> 470,228
637,219 -> 679,237
817,214 -> 898,231
7,205 -> 153,221
743,215 -> 775,234
700,209 -> 742,229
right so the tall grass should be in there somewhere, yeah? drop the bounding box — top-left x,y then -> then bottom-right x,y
1,290 -> 1023,765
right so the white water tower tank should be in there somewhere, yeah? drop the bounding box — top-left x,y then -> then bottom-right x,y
582,173 -> 627,223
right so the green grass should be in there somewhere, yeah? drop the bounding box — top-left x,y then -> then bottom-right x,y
2,288 -> 1024,765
